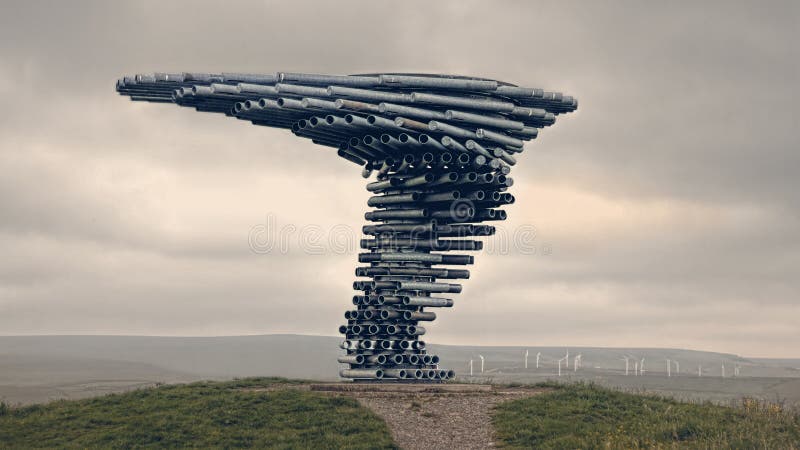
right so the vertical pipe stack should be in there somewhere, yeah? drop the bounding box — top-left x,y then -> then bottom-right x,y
116,71 -> 577,382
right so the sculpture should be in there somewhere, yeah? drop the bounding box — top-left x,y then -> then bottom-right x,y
116,72 -> 577,381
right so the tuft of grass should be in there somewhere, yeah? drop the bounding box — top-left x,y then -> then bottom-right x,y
530,380 -> 568,390
0,378 -> 396,449
492,382 -> 800,449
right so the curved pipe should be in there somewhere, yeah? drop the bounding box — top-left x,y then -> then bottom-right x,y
116,70 -> 578,385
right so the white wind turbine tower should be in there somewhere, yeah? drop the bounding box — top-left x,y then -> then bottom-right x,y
565,349 -> 569,367
524,349 -> 529,369
674,360 -> 680,375
666,359 -> 671,377
536,352 -> 541,369
721,364 -> 725,378
479,354 -> 485,373
698,364 -> 702,377
574,354 -> 582,371
469,359 -> 474,376
640,358 -> 645,376
634,361 -> 639,376
622,356 -> 630,376
557,355 -> 568,376
734,364 -> 740,377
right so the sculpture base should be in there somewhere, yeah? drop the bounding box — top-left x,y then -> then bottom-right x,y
310,383 -> 492,393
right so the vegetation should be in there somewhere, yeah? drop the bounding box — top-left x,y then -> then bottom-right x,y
0,377 -> 396,449
5,377 -> 799,449
493,382 -> 800,449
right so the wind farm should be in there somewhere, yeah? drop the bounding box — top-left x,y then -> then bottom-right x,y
1,335 -> 798,407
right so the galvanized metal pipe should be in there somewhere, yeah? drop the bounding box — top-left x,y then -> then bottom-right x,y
116,70 -> 577,384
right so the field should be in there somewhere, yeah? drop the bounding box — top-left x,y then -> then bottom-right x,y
1,378 -> 798,449
2,335 -> 799,407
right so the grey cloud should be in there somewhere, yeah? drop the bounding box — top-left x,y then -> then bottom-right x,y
0,0 -> 797,357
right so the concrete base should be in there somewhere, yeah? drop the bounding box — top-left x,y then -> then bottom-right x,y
310,383 -> 492,393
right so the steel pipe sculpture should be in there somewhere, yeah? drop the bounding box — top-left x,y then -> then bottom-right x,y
116,72 -> 577,382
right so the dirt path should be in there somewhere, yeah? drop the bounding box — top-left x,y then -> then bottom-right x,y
324,386 -> 548,450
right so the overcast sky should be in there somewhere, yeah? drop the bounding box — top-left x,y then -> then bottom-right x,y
1,0 -> 797,357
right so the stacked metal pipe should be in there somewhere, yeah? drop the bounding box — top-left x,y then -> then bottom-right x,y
116,71 -> 577,382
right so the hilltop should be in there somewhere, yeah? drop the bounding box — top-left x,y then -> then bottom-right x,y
1,379 -> 798,449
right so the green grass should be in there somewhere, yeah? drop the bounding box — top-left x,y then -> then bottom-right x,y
6,377 -> 798,449
0,377 -> 396,449
493,382 -> 800,449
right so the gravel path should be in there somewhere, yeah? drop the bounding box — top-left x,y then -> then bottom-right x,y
347,387 -> 547,450
243,384 -> 547,449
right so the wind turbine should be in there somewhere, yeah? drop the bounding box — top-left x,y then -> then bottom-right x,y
698,365 -> 702,377
524,349 -> 529,369
536,352 -> 541,369
640,358 -> 645,376
622,356 -> 630,376
674,360 -> 680,375
557,356 -> 568,376
634,361 -> 639,376
479,354 -> 485,373
666,359 -> 671,377
721,364 -> 725,378
469,359 -> 474,376
734,364 -> 740,377
574,354 -> 582,371
565,349 -> 569,367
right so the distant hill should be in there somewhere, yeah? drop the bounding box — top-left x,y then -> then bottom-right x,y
1,335 -> 799,405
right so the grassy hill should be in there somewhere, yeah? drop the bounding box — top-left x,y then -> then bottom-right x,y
0,378 -> 395,449
1,378 -> 798,449
493,382 -> 800,449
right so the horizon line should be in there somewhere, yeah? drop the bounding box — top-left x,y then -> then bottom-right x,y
1,333 -> 796,359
